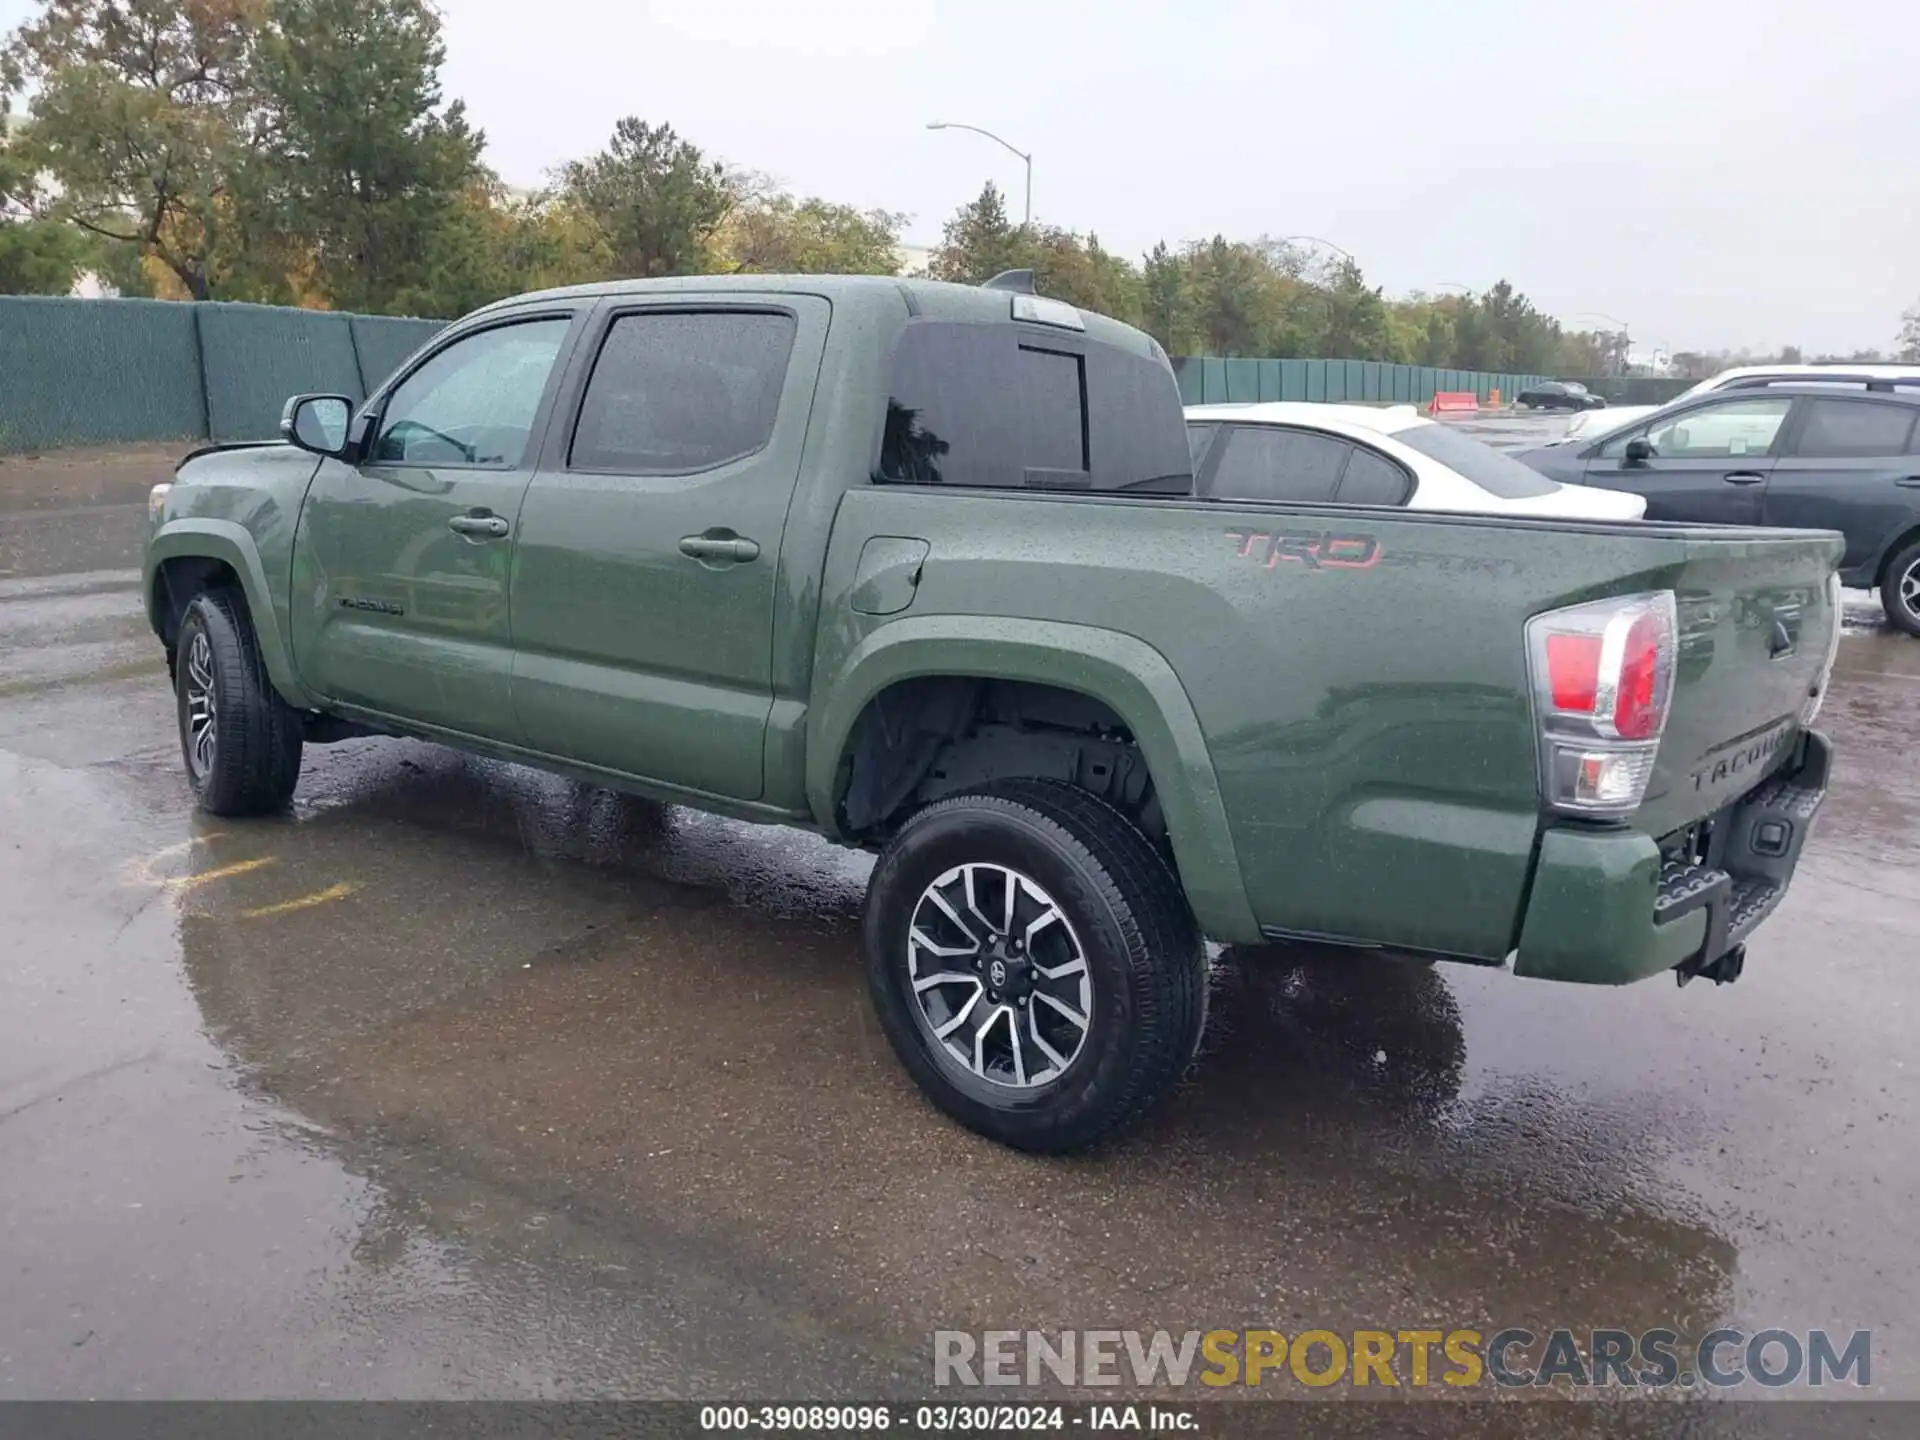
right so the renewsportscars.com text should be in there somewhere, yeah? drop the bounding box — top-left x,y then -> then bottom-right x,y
933,1327 -> 1872,1390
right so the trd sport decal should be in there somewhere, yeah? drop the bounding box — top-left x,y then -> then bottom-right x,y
1226,527 -> 1382,571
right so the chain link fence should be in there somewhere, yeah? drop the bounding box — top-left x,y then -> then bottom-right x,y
0,296 -> 446,454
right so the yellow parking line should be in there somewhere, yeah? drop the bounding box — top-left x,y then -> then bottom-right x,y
238,882 -> 360,921
121,833 -> 232,888
167,857 -> 275,892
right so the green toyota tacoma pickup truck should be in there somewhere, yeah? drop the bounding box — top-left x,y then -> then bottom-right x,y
144,273 -> 1843,1151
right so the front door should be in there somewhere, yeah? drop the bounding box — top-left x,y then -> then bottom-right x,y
291,313 -> 578,740
509,297 -> 829,801
1582,395 -> 1793,525
1762,395 -> 1920,576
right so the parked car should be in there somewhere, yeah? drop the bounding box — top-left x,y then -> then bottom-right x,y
1186,402 -> 1645,520
145,273 -> 1841,1153
1517,383 -> 1920,632
1516,380 -> 1607,411
1555,364 -> 1920,447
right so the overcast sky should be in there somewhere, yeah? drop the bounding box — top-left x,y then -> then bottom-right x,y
6,0 -> 1915,354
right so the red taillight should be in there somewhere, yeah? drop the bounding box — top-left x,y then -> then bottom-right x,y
1526,592 -> 1677,817
1613,609 -> 1666,740
1545,633 -> 1602,712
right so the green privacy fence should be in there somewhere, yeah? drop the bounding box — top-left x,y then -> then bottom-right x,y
0,296 -> 446,454
1172,356 -> 1553,408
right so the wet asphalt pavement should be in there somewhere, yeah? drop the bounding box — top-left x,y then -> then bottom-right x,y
1,422 -> 1916,1413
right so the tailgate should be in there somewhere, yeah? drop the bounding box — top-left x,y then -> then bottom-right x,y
1635,529 -> 1842,839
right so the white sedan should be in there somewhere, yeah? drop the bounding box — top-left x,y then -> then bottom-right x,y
1555,363 -> 1920,446
1185,402 -> 1646,521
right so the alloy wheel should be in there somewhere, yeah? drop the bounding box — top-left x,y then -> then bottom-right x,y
905,862 -> 1093,1088
183,629 -> 218,779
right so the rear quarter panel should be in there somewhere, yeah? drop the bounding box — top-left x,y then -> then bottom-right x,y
815,490 -> 1749,959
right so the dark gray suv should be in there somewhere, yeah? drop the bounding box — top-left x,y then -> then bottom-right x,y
1518,384 -> 1920,633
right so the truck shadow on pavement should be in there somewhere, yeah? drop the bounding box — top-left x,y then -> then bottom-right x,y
165,739 -> 1737,1383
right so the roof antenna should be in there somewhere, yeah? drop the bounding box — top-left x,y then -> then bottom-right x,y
982,269 -> 1036,294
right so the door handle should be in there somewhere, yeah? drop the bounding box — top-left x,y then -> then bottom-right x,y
447,512 -> 509,539
1721,472 -> 1767,486
678,532 -> 761,564
1895,477 -> 1920,489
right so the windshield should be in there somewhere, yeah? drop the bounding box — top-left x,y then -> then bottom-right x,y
1395,423 -> 1561,497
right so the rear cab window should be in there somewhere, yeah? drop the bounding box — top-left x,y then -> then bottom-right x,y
876,320 -> 1192,494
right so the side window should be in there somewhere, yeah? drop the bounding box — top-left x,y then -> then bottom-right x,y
1602,397 -> 1792,460
1789,399 -> 1917,459
1207,426 -> 1351,503
570,310 -> 797,474
1336,446 -> 1413,505
374,318 -> 570,466
876,320 -> 1192,493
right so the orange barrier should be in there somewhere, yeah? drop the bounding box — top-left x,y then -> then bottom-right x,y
1488,387 -> 1502,407
1428,391 -> 1479,415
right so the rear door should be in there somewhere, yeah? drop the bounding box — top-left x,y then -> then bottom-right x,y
1581,395 -> 1792,524
508,296 -> 828,801
1761,395 -> 1920,576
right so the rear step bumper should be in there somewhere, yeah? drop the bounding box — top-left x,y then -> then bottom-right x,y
1514,729 -> 1831,986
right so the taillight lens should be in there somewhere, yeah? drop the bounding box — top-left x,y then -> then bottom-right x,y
1526,592 -> 1677,818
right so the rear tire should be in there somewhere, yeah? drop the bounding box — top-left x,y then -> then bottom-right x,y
862,779 -> 1207,1153
175,589 -> 304,816
1881,540 -> 1920,637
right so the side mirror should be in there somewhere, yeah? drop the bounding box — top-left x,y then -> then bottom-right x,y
281,394 -> 356,459
1623,437 -> 1655,464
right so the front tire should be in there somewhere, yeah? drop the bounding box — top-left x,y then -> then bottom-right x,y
175,589 -> 304,815
862,779 -> 1207,1153
1882,540 -> 1920,637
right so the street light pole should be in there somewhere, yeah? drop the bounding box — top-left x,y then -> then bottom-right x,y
926,121 -> 1032,225
1569,312 -> 1632,377
1274,234 -> 1356,266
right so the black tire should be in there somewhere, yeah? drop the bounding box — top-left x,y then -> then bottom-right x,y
175,589 -> 304,815
862,779 -> 1206,1153
1882,540 -> 1920,637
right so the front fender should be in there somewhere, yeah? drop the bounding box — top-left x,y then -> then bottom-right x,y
807,613 -> 1262,944
146,519 -> 316,709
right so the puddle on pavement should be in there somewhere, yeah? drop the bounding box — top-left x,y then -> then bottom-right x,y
137,742 -> 1742,1372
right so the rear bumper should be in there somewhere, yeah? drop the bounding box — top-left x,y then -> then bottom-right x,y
1514,729 -> 1830,985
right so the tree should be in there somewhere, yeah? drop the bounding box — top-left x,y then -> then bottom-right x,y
1317,259 -> 1393,361
5,0 -> 263,300
1896,302 -> 1920,363
0,112 -> 88,293
1181,237 -> 1289,356
716,192 -> 904,275
1140,241 -> 1189,354
928,181 -> 1022,285
558,118 -> 735,280
250,0 -> 489,314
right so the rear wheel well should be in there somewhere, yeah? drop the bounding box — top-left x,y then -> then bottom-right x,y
1876,527 -> 1920,589
836,676 -> 1167,851
153,557 -> 243,654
